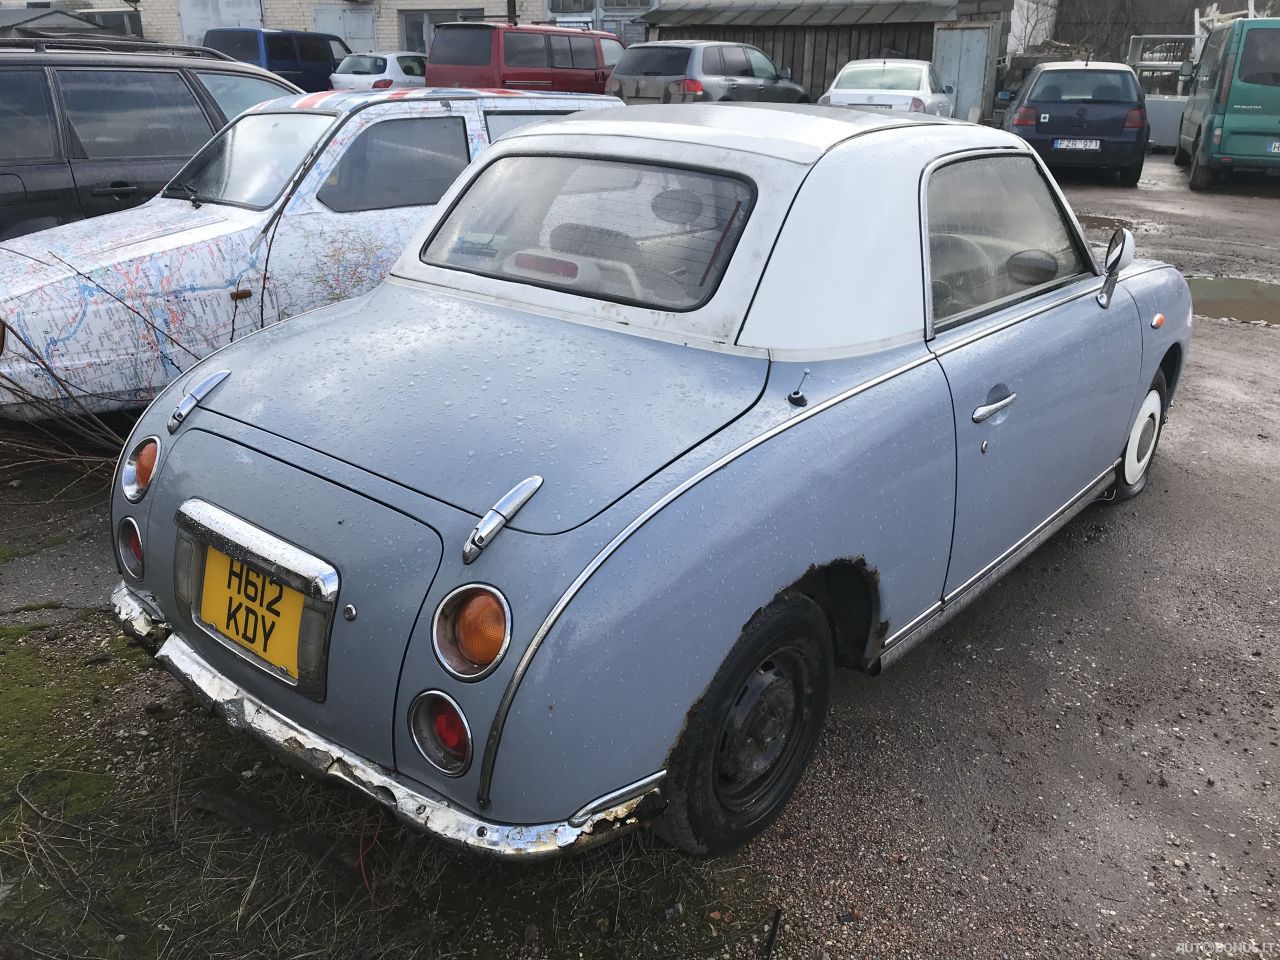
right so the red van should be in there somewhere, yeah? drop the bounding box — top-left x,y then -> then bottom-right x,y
424,22 -> 625,94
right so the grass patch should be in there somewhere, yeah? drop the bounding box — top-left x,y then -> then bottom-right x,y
0,621 -> 770,959
9,601 -> 64,613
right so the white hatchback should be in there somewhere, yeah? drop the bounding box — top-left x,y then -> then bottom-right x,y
819,58 -> 954,117
330,51 -> 428,90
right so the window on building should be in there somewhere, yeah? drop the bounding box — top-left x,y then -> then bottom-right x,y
402,10 -> 485,55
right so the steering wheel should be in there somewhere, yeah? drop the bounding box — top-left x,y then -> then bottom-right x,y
929,233 -> 996,313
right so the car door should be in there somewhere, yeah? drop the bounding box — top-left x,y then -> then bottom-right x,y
745,47 -> 786,102
266,33 -> 306,89
548,35 -> 595,93
262,106 -> 475,320
718,45 -> 759,101
0,67 -> 80,240
54,68 -> 214,220
925,152 -> 1141,598
1181,26 -> 1228,151
501,32 -> 553,91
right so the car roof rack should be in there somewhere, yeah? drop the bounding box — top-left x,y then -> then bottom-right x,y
0,37 -> 234,60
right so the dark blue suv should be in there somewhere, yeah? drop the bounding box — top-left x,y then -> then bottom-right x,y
203,28 -> 350,92
1004,61 -> 1150,187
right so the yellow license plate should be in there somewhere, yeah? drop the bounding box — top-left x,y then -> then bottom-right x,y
199,546 -> 304,679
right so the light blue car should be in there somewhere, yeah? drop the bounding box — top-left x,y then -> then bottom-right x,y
110,104 -> 1193,858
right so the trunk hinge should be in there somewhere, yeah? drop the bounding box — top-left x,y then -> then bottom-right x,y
463,476 -> 543,565
167,369 -> 230,434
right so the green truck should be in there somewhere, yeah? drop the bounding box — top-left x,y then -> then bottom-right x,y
1176,17 -> 1280,190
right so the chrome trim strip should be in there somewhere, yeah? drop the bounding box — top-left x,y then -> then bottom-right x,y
879,600 -> 942,651
568,770 -> 666,828
408,690 -> 473,777
175,498 -> 339,602
929,282 -> 1105,357
881,463 -> 1116,670
153,630 -> 660,859
477,350 -> 937,804
432,583 -> 513,681
943,460 -> 1119,607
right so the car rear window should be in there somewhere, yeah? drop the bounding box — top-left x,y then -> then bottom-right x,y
204,30 -> 259,62
834,63 -> 923,90
611,46 -> 691,77
423,156 -> 753,315
1239,28 -> 1280,87
1029,69 -> 1139,103
431,25 -> 493,66
336,55 -> 387,74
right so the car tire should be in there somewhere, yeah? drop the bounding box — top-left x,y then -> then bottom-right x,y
1188,138 -> 1213,191
1118,160 -> 1143,187
1110,370 -> 1168,502
1173,141 -> 1191,167
658,591 -> 833,856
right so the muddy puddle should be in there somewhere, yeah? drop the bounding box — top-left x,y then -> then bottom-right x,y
1077,214 -> 1169,235
1188,276 -> 1280,325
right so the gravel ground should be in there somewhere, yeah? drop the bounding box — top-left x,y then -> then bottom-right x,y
0,155 -> 1276,959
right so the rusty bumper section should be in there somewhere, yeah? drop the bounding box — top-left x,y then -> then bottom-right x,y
112,582 -> 662,858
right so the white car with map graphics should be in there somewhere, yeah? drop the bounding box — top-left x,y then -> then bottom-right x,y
0,88 -> 618,419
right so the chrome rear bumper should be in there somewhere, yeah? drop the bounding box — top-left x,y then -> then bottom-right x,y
112,581 -> 662,858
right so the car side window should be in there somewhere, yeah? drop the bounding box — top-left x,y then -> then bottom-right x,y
550,35 -> 574,69
600,38 -> 624,68
197,72 -> 292,119
397,56 -> 427,77
719,46 -> 752,78
317,116 -> 470,213
296,35 -> 334,64
569,36 -> 596,68
266,34 -> 296,61
701,46 -> 723,75
56,70 -> 212,160
926,155 -> 1088,326
0,70 -> 58,162
746,48 -> 777,80
505,33 -> 549,67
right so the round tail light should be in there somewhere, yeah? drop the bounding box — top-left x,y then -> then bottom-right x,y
409,692 -> 471,776
433,585 -> 510,680
117,517 -> 144,580
121,436 -> 160,502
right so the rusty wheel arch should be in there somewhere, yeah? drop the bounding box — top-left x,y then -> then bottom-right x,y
778,558 -> 883,674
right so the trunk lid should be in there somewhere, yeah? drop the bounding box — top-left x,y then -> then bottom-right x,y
201,282 -> 768,534
825,90 -> 915,111
609,46 -> 693,104
1033,100 -> 1132,137
149,428 -> 444,768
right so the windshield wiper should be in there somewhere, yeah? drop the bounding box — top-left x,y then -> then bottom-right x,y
165,180 -> 203,208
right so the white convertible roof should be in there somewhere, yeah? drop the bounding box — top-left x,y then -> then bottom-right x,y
507,102 -> 952,163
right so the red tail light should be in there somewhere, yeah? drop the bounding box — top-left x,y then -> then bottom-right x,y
1124,107 -> 1146,129
372,78 -> 393,89
681,78 -> 703,95
1011,105 -> 1037,127
1217,54 -> 1235,106
410,692 -> 471,774
910,97 -> 925,112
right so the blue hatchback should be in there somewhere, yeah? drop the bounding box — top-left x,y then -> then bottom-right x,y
1004,61 -> 1150,187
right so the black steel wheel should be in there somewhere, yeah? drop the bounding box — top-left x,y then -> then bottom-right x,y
659,592 -> 832,856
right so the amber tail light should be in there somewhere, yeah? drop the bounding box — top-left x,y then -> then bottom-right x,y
433,585 -> 511,680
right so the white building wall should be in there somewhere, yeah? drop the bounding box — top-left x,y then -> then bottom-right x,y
1008,0 -> 1057,52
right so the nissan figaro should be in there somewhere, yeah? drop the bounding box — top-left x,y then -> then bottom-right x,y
110,104 -> 1192,857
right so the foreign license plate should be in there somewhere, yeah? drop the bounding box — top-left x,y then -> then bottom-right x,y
1269,142 -> 1280,154
199,546 -> 304,678
1054,138 -> 1101,151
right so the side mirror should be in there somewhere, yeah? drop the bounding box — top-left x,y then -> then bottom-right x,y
996,89 -> 1013,101
1179,59 -> 1194,81
944,84 -> 954,95
778,66 -> 792,81
1097,227 -> 1136,308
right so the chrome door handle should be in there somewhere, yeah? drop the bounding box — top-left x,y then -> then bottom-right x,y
972,393 -> 1017,423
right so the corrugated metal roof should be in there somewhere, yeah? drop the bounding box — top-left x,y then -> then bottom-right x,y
640,1 -> 956,27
